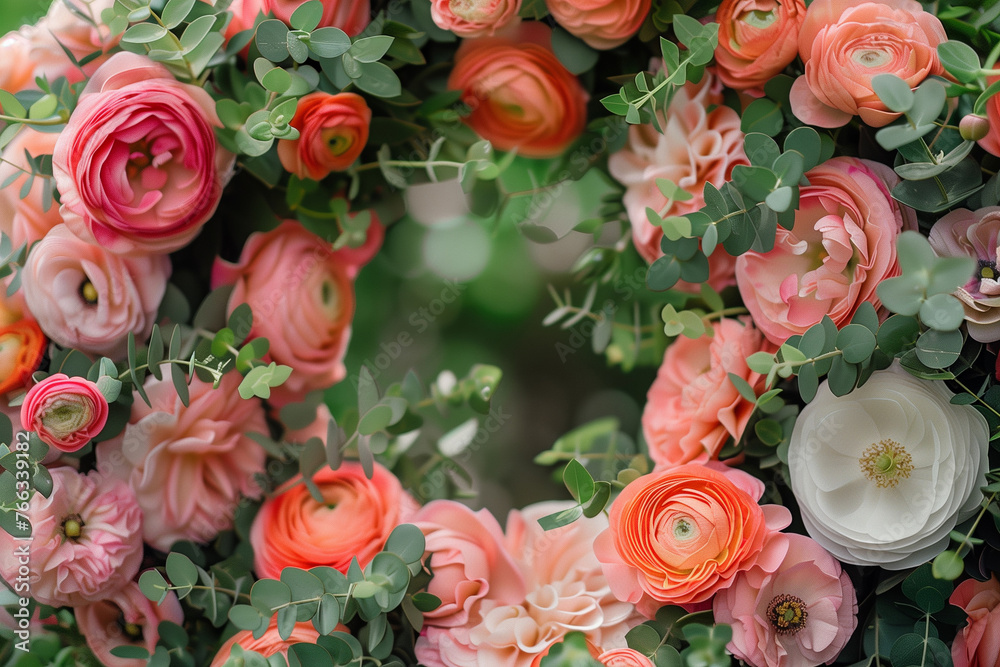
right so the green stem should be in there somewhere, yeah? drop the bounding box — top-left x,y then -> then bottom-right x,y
952,490 -> 999,560
353,159 -> 466,173
0,114 -> 65,126
953,378 -> 1000,422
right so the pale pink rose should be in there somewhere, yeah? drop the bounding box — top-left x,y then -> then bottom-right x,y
21,373 -> 109,452
261,0 -> 370,35
607,75 -> 745,289
20,224 -> 170,358
0,128 -> 63,248
599,648 -> 655,667
210,618 -> 337,667
250,462 -> 418,579
430,0 -> 521,38
595,464 -> 792,615
95,373 -> 268,551
713,533 -> 858,667
76,582 -> 184,667
951,575 -> 1000,667
642,318 -> 767,469
43,0 -> 119,75
53,52 -> 234,255
0,31 -> 37,93
212,221 -> 374,405
928,207 -> 1000,342
413,500 -> 526,627
789,0 -> 946,128
736,156 -> 915,344
0,467 -> 143,607
546,0 -> 651,49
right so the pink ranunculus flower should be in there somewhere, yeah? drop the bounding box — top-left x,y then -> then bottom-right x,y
607,75 -> 745,289
261,0 -> 370,35
21,373 -> 109,452
52,52 -> 234,255
545,0 -> 651,50
0,128 -> 63,248
789,0 -> 946,128
736,156 -> 915,344
75,582 -> 184,667
713,533 -> 858,667
951,575 -> 1000,667
643,318 -> 767,469
212,220 -> 375,405
413,500 -> 527,628
0,468 -> 143,607
599,648 -> 655,667
20,224 -> 170,358
430,0 -> 521,38
250,462 -> 418,579
95,373 -> 268,551
928,207 -> 1000,342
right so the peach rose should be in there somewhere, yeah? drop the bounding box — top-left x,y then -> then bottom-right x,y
261,0 -> 370,35
20,224 -> 170,358
594,464 -> 791,613
212,221 -> 372,405
209,618 -> 339,667
951,576 -> 1000,667
430,0 -> 521,38
0,128 -> 62,248
736,156 -> 915,344
413,500 -> 526,627
249,462 -> 418,579
76,583 -> 184,667
447,23 -> 588,158
789,0 -> 946,127
53,52 -> 233,254
96,373 -> 268,551
0,319 -> 46,396
21,374 -> 109,452
546,0 -> 651,50
599,648 -> 655,667
277,92 -> 371,180
43,0 -> 118,76
0,468 -> 143,607
643,318 -> 766,469
607,75 -> 745,288
0,31 -> 37,93
714,0 -> 806,91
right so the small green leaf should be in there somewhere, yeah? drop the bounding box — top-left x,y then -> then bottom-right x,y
290,0 -> 324,31
871,73 -> 914,113
563,459 -> 595,503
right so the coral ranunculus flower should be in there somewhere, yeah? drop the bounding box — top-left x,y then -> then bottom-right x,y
713,533 -> 858,667
951,575 -> 1000,667
262,0 -> 370,35
21,373 -> 109,452
599,648 -> 655,667
0,319 -> 46,396
788,0 -> 946,128
447,23 -> 588,158
430,0 -> 521,37
595,464 -> 791,613
546,0 -> 651,50
209,617 -> 346,667
736,157 -> 915,344
249,462 -> 418,579
53,52 -> 234,255
277,91 -> 371,180
714,0 -> 806,91
642,318 -> 766,469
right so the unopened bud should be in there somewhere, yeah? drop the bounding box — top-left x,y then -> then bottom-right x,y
960,114 -> 990,141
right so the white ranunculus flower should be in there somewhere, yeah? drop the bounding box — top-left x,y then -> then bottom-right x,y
788,361 -> 988,569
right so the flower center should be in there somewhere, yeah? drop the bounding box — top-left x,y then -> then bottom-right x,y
449,0 -> 487,21
122,620 -> 143,639
40,398 -> 92,438
859,439 -> 914,488
739,9 -> 777,29
852,48 -> 891,68
79,280 -> 98,305
767,594 -> 808,634
671,516 -> 699,542
62,514 -> 84,540
979,260 -> 997,281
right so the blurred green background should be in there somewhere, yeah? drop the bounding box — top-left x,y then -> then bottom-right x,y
2,2 -> 652,516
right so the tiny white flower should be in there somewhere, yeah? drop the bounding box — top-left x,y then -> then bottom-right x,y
787,361 -> 989,569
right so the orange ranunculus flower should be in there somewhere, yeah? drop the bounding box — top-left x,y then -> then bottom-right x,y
594,463 -> 790,614
277,92 -> 371,181
546,0 -> 651,50
447,23 -> 588,158
209,617 -> 348,667
249,462 -> 418,579
789,0 -> 946,128
0,320 -> 46,396
714,0 -> 806,91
